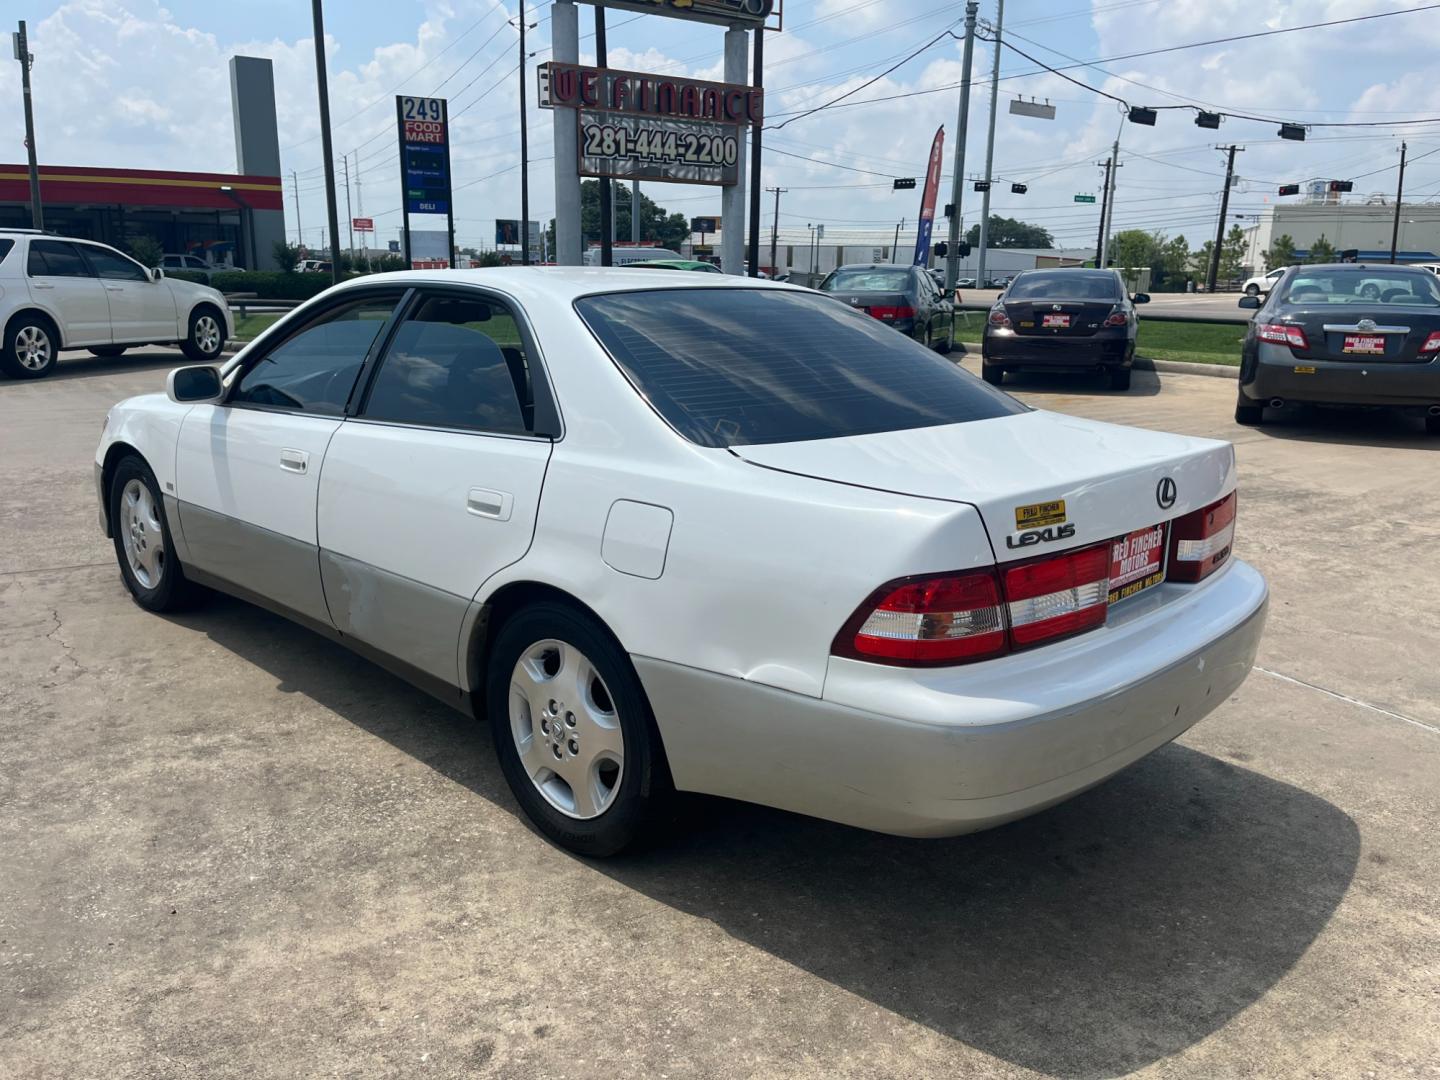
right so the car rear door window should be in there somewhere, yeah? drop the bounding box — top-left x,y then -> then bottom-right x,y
576,287 -> 1024,448
0,239 -> 12,265
28,240 -> 95,278
360,293 -> 534,434
82,246 -> 149,281
232,292 -> 403,415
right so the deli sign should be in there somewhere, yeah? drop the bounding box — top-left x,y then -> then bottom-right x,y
539,63 -> 763,127
573,0 -> 773,27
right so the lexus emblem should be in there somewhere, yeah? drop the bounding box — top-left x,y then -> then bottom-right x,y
1357,318 -> 1376,332
1052,303 -> 1062,311
1156,477 -> 1178,510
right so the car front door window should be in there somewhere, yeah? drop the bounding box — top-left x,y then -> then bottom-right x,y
233,293 -> 404,415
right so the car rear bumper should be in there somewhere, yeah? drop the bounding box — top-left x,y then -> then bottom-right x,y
1242,345 -> 1440,408
983,330 -> 1131,368
638,560 -> 1268,837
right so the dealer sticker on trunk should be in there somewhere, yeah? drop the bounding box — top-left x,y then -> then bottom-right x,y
1015,499 -> 1067,529
1109,522 -> 1167,604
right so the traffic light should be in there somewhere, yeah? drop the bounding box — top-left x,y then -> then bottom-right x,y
934,242 -> 948,258
1195,111 -> 1221,129
959,242 -> 972,257
1278,124 -> 1306,141
1328,180 -> 1354,193
973,180 -> 991,192
1010,182 -> 1028,194
1278,183 -> 1300,196
1128,106 -> 1157,126
944,203 -> 955,217
893,177 -> 916,190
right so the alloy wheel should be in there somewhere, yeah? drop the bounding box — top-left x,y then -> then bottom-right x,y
509,639 -> 625,820
119,478 -> 166,589
14,325 -> 53,371
194,314 -> 221,354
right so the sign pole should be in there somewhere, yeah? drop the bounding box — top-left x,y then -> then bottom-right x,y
1094,159 -> 1111,265
15,21 -> 43,230
550,2 -> 581,265
595,5 -> 612,267
396,96 -> 411,266
746,24 -> 764,277
443,97 -> 455,267
943,2 -> 978,291
720,26 -> 748,275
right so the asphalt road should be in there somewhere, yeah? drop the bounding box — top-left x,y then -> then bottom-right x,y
2,348 -> 1437,1079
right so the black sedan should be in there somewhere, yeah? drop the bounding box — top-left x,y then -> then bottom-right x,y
981,268 -> 1149,390
1236,263 -> 1440,433
818,264 -> 954,352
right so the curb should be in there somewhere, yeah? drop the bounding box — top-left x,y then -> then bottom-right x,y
958,343 -> 1238,380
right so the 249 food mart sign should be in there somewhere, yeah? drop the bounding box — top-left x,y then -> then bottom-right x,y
539,62 -> 763,186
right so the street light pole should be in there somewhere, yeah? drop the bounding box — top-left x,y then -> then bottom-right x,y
310,0 -> 343,284
975,0 -> 1004,292
943,2 -> 979,292
14,21 -> 43,230
1390,141 -> 1407,264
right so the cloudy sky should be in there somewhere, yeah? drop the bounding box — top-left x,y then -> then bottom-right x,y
7,0 -> 1440,253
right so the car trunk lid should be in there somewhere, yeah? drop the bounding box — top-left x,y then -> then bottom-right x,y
1281,307 -> 1440,363
1002,298 -> 1116,337
731,410 -> 1235,561
831,289 -> 915,325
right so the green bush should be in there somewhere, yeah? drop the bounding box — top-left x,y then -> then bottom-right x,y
164,270 -> 211,286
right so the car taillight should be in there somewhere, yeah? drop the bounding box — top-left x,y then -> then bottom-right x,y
1002,542 -> 1111,648
1167,491 -> 1236,583
1421,331 -> 1440,353
835,570 -> 1007,666
869,305 -> 916,321
988,308 -> 1011,328
1257,323 -> 1308,349
1103,311 -> 1128,327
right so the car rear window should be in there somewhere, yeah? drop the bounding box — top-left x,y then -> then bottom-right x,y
1006,271 -> 1121,300
822,267 -> 912,292
0,238 -> 14,265
1285,269 -> 1440,306
575,288 -> 1025,448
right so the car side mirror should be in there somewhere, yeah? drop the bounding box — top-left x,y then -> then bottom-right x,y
1237,295 -> 1261,309
1132,292 -> 1150,304
167,365 -> 223,404
150,267 -> 164,282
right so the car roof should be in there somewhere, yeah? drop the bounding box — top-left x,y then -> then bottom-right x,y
1292,263 -> 1433,273
324,266 -> 801,303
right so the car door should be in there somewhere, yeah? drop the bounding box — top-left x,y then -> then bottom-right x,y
175,287 -> 408,626
316,287 -> 558,686
79,243 -> 177,343
24,239 -> 112,346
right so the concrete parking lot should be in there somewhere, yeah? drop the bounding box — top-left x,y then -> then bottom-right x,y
2,347 -> 1437,1079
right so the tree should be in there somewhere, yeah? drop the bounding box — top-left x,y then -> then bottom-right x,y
546,180 -> 693,254
1308,233 -> 1337,264
272,240 -> 301,273
1108,229 -> 1157,270
1264,233 -> 1296,271
1220,225 -> 1247,280
963,215 -> 1054,249
127,235 -> 163,269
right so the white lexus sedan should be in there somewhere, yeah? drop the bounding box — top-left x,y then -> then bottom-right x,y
95,269 -> 1268,856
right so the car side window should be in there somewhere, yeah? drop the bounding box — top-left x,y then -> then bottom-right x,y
28,240 -> 95,278
360,292 -> 534,435
232,293 -> 403,415
82,246 -> 149,282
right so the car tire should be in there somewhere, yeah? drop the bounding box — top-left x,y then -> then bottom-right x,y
89,345 -> 127,358
1,312 -> 61,379
487,601 -> 672,857
108,455 -> 205,613
981,361 -> 1004,385
1244,284 -> 1260,297
180,305 -> 226,363
1427,415 -> 1440,436
936,317 -> 954,354
1109,367 -> 1132,392
1235,395 -> 1264,426
1360,284 -> 1381,301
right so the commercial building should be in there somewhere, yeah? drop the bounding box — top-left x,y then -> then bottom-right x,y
0,56 -> 286,270
1242,196 -> 1440,269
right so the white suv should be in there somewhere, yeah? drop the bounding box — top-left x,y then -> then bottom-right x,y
0,229 -> 233,379
1241,267 -> 1286,297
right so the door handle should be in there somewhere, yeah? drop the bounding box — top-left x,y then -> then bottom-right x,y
279,448 -> 309,474
32,281 -> 53,290
104,285 -> 124,292
467,487 -> 513,521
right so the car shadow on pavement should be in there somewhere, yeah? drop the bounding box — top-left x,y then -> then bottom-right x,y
3,349 -> 181,385
1245,406 -> 1438,451
993,367 -> 1163,399
179,595 -> 1359,1080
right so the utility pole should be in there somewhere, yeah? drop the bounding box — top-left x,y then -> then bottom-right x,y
355,151 -> 371,269
14,22 -> 43,229
342,152 -> 354,262
893,217 -> 904,263
975,0 -> 1004,291
943,2 -> 979,292
1206,144 -> 1243,292
291,171 -> 304,247
519,1 -> 531,265
1390,141 -> 1407,264
1094,158 -> 1112,265
311,0 -> 343,283
767,186 -> 785,276
595,6 -> 612,266
747,24 -> 764,276
1097,116 -> 1123,269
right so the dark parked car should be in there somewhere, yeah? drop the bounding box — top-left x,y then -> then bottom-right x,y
1235,263 -> 1440,433
819,264 -> 954,352
981,268 -> 1149,390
